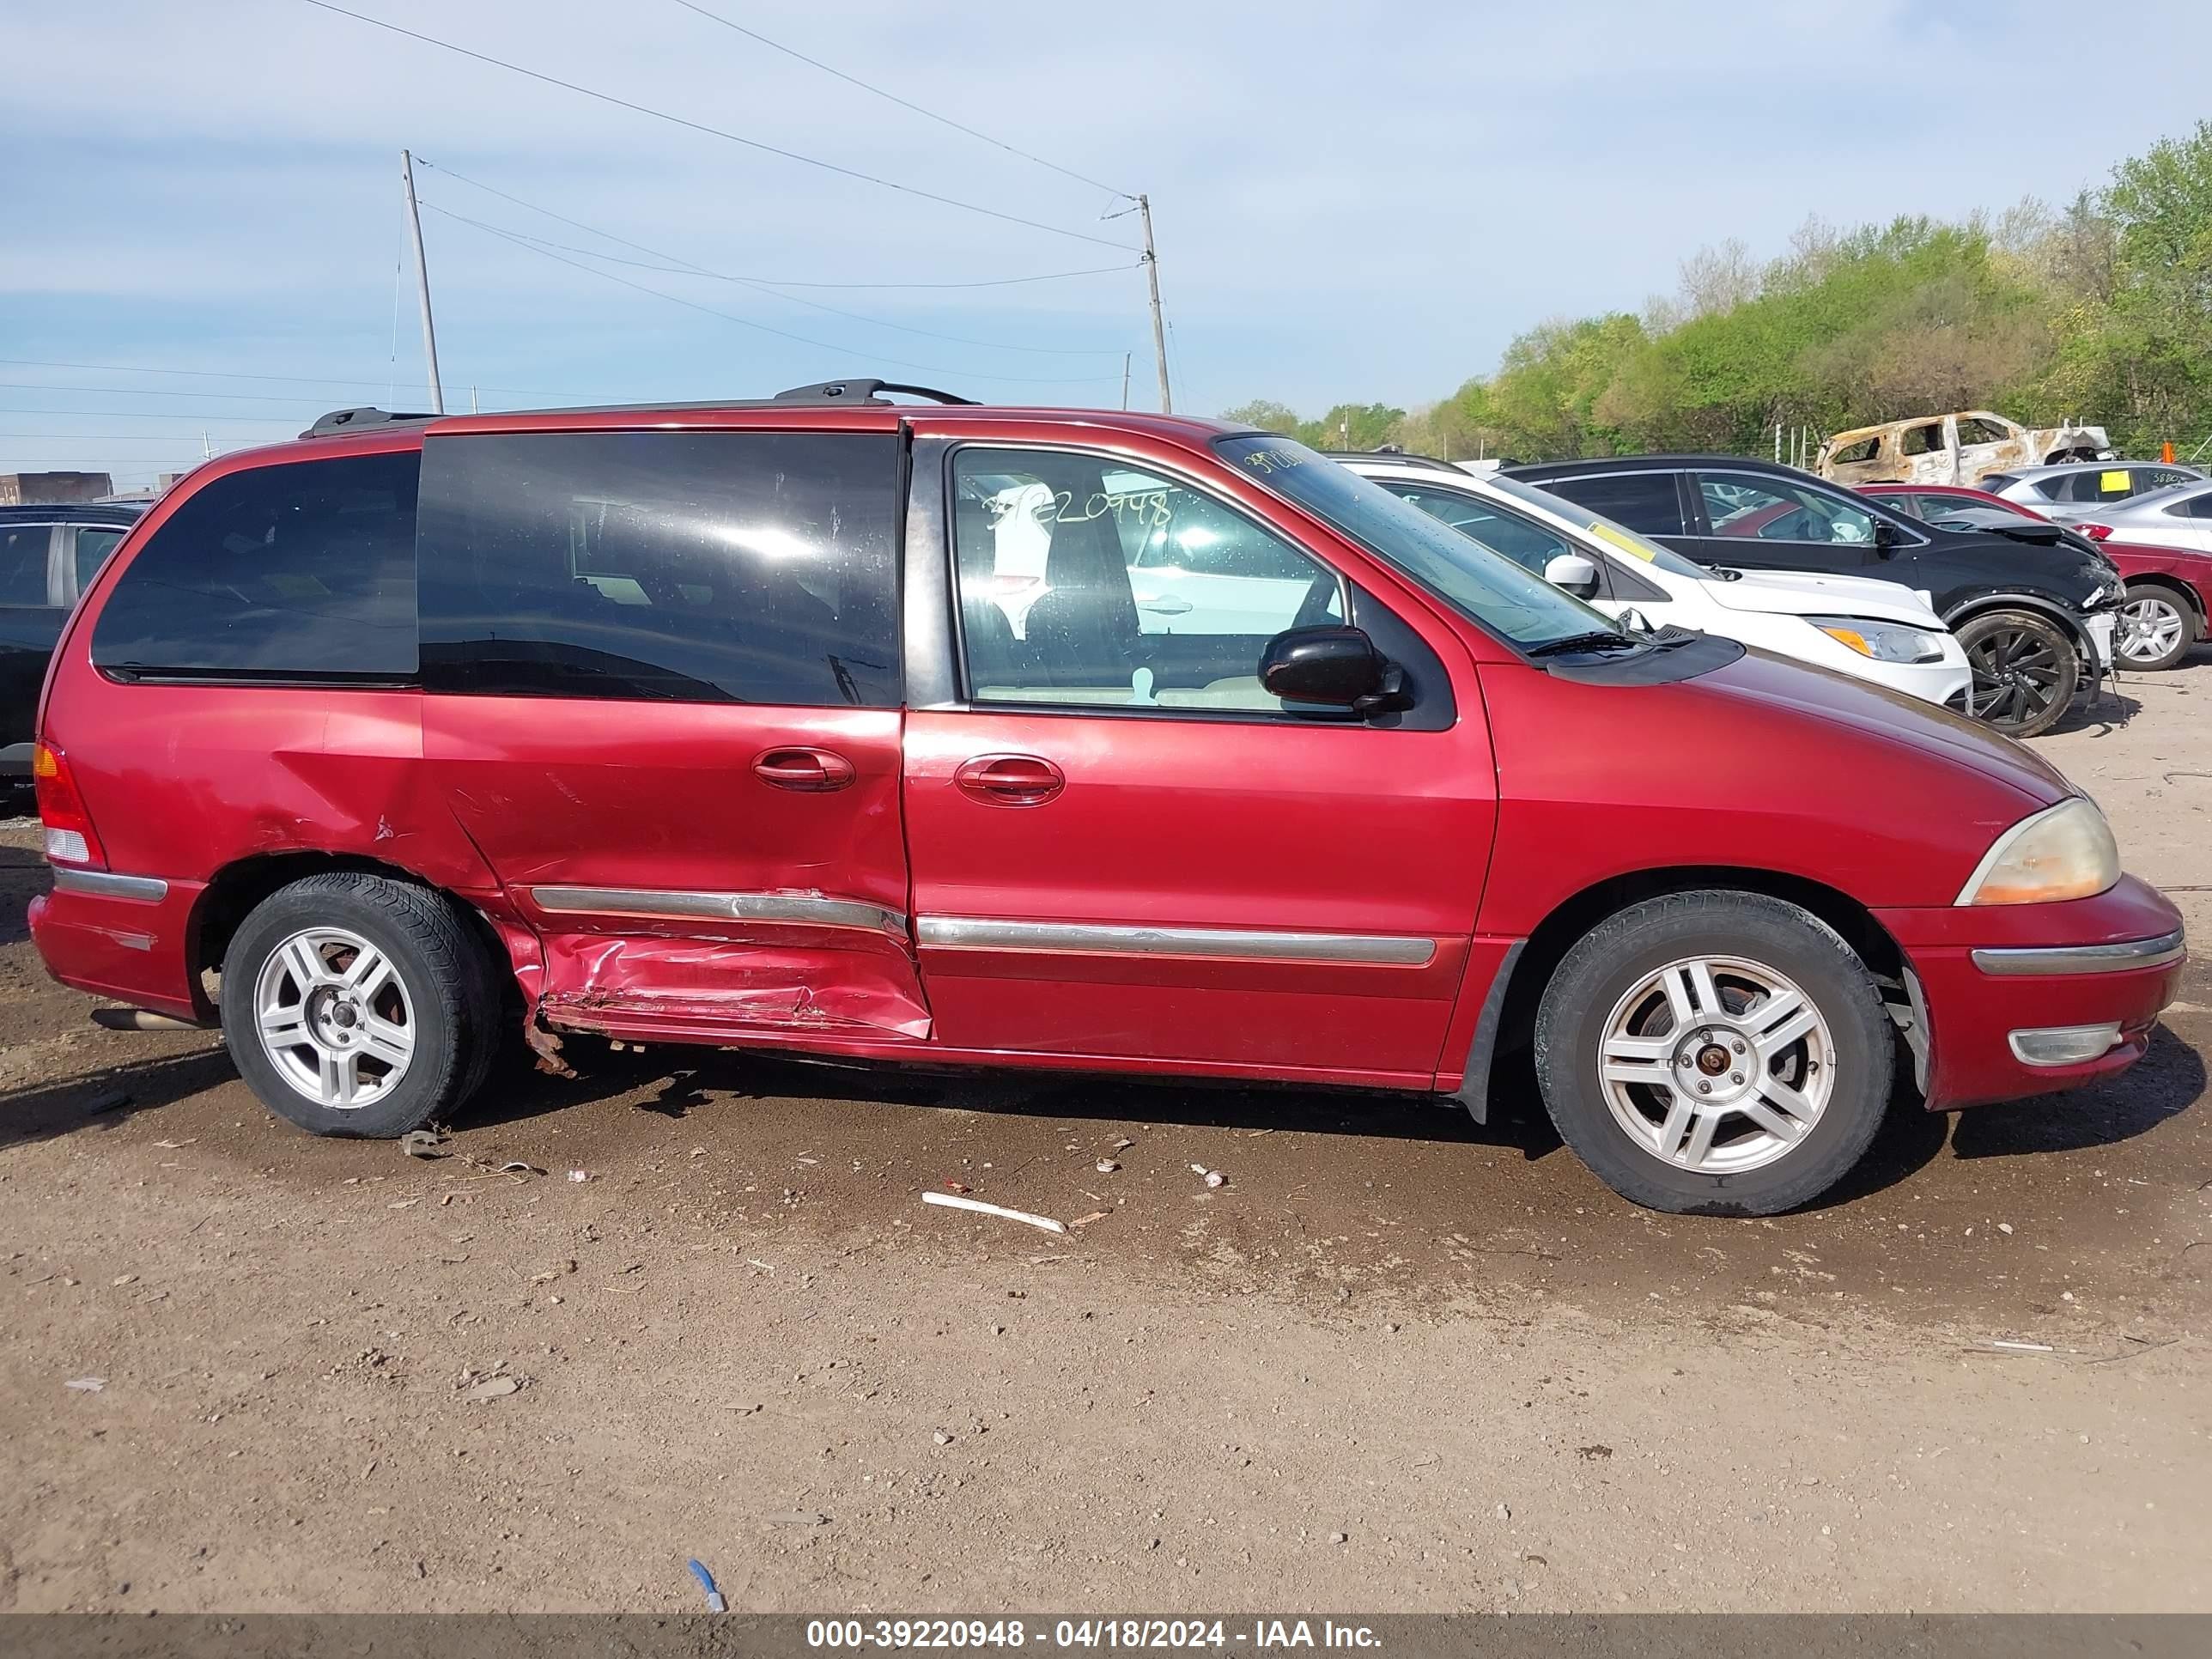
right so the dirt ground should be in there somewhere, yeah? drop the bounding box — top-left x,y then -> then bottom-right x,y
2,659 -> 2208,1614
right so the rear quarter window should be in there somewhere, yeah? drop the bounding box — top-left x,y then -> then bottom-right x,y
0,523 -> 54,606
1542,472 -> 1687,537
416,429 -> 900,706
90,452 -> 420,679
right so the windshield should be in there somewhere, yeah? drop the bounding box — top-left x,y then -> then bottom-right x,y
1480,473 -> 1710,579
1214,437 -> 1621,650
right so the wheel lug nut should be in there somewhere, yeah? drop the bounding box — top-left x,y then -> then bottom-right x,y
1696,1081 -> 1711,1095
1729,1073 -> 1742,1085
1732,1040 -> 1746,1054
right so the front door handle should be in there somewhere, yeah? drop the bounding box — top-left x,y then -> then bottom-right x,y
1137,595 -> 1193,615
955,753 -> 1065,806
753,747 -> 856,792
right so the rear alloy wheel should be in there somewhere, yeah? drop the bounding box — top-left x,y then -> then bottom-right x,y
1957,609 -> 2078,738
1534,891 -> 1894,1215
2114,585 -> 2197,671
220,872 -> 501,1138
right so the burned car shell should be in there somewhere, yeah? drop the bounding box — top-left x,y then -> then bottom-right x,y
1817,411 -> 2113,489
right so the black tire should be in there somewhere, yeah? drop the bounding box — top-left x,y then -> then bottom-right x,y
218,872 -> 501,1138
1533,891 -> 1895,1216
1957,608 -> 2079,738
2115,582 -> 2198,672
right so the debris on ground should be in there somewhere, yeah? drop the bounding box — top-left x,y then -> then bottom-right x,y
942,1180 -> 971,1194
921,1191 -> 1068,1235
1069,1211 -> 1109,1229
529,1261 -> 578,1283
686,1558 -> 726,1613
567,1170 -> 590,1182
1189,1165 -> 1227,1188
399,1129 -> 447,1160
464,1376 -> 522,1402
1494,1502 -> 1511,1521
1577,1444 -> 1613,1461
1984,1340 -> 2057,1353
1095,1159 -> 1120,1174
64,1376 -> 105,1393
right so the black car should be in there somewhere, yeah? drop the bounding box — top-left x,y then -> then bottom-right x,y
2,502 -> 144,787
1503,455 -> 2124,738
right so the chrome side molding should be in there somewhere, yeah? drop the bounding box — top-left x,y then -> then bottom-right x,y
52,867 -> 168,902
1971,929 -> 2186,975
530,886 -> 908,938
916,916 -> 1437,967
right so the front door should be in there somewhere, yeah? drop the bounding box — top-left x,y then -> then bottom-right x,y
1685,469 -> 1882,575
902,441 -> 1495,1088
415,421 -> 928,1044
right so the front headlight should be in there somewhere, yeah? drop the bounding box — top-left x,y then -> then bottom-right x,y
1808,615 -> 1948,665
1956,797 -> 2120,906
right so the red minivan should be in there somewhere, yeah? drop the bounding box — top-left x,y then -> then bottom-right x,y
26,382 -> 2185,1214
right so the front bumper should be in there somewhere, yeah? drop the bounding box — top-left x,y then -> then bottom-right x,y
1875,874 -> 2185,1109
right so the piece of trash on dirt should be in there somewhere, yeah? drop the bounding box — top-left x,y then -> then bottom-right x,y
1069,1211 -> 1109,1229
1997,1223 -> 2015,1235
65,1376 -> 105,1393
493,1160 -> 543,1176
1113,1137 -> 1133,1151
1190,1163 -> 1207,1175
529,1261 -> 578,1283
942,1180 -> 972,1194
933,1431 -> 953,1445
1985,1339 -> 2056,1353
1095,1159 -> 1120,1175
1193,1166 -> 1225,1188
1494,1502 -> 1511,1521
729,1402 -> 763,1416
400,1129 -> 447,1160
567,1170 -> 590,1182
111,1274 -> 137,1286
1577,1444 -> 1613,1461
152,1139 -> 195,1150
465,1376 -> 522,1402
921,1191 -> 1068,1235
686,1558 -> 726,1613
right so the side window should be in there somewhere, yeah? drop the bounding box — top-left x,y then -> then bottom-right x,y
951,447 -> 1341,714
2141,468 -> 2196,492
2177,491 -> 2212,520
72,526 -> 126,593
0,524 -> 54,606
417,430 -> 898,706
2032,475 -> 2073,501
1547,472 -> 1686,537
1899,423 -> 1945,457
1954,417 -> 2010,447
90,454 -> 418,678
1696,473 -> 1875,545
1381,484 -> 1571,576
1827,436 -> 1880,465
1886,495 -> 1930,521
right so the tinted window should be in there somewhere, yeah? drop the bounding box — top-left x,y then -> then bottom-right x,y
1543,472 -> 1686,536
0,523 -> 52,605
1696,472 -> 1875,545
953,447 -> 1341,713
417,430 -> 898,707
1980,473 -> 2017,494
91,453 -> 418,678
72,526 -> 126,592
2168,489 -> 2212,520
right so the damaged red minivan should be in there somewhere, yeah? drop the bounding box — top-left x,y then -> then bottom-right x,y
27,381 -> 2185,1213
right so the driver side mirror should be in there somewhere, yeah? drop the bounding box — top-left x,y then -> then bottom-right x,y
1543,552 -> 1602,599
1872,519 -> 1903,556
1259,625 -> 1411,717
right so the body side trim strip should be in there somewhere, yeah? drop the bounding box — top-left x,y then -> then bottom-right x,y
52,867 -> 168,902
1970,929 -> 2185,975
529,886 -> 907,938
916,915 -> 1437,967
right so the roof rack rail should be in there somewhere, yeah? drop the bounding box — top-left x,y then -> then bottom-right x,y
773,379 -> 976,406
301,407 -> 438,438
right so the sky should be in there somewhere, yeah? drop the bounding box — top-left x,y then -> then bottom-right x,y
8,0 -> 2212,488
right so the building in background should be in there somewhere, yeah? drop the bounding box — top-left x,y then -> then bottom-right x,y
0,471 -> 115,506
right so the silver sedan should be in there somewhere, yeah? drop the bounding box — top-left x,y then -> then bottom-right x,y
2069,478 -> 2212,553
1982,461 -> 2204,526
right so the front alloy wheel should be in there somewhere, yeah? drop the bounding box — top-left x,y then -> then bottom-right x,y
1596,955 -> 1833,1175
1958,610 -> 2078,738
2115,586 -> 2195,671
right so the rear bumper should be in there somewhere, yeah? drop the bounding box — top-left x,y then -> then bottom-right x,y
27,866 -> 206,1022
1876,875 -> 2185,1109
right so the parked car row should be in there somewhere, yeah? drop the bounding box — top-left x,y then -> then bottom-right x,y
24,382 -> 2185,1223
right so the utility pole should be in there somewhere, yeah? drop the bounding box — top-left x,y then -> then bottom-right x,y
1121,353 -> 1131,410
1138,193 -> 1170,414
400,149 -> 446,415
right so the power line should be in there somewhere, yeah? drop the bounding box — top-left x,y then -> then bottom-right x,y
0,380 -> 343,406
416,159 -> 1137,291
422,198 -> 1127,359
666,0 -> 1132,203
441,213 -> 1121,386
0,407 -> 297,423
0,356 -> 597,398
295,0 -> 1136,252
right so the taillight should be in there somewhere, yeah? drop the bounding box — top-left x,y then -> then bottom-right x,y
2075,522 -> 2112,541
32,741 -> 107,869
